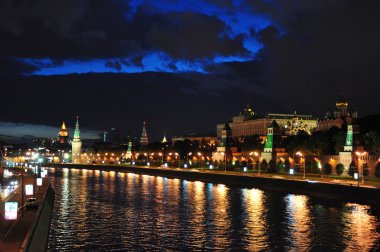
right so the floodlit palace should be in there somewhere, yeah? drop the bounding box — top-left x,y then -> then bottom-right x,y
217,104 -> 318,138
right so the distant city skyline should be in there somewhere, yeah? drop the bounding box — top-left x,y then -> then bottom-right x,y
0,95 -> 373,144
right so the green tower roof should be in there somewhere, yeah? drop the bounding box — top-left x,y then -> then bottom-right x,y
74,116 -> 80,139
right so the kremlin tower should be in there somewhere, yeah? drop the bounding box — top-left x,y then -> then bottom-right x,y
161,131 -> 168,143
58,121 -> 69,144
71,116 -> 82,163
140,121 -> 149,146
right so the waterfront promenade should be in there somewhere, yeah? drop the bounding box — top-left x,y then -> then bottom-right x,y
47,163 -> 380,207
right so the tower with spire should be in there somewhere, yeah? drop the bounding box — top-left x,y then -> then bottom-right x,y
262,120 -> 285,162
125,141 -> 133,159
140,121 -> 149,146
58,121 -> 69,144
161,131 -> 168,143
71,116 -> 82,163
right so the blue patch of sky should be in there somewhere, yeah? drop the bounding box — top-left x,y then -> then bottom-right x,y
22,1 -> 280,75
26,59 -> 123,75
21,52 -> 208,76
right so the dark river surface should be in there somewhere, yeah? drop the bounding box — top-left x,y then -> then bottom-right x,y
47,167 -> 380,251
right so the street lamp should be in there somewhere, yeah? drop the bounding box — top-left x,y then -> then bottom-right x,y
355,151 -> 366,185
175,152 -> 179,168
158,152 -> 163,164
150,153 -> 154,166
294,151 -> 305,179
315,157 -> 322,178
248,151 -> 260,174
187,152 -> 192,167
220,152 -> 227,172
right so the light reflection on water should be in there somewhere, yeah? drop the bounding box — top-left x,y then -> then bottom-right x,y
48,168 -> 380,251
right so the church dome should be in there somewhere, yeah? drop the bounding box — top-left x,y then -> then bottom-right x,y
240,104 -> 255,117
336,95 -> 348,107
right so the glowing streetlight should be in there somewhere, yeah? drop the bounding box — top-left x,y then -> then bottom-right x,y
294,151 -> 305,179
355,151 -> 367,185
186,152 -> 192,166
158,152 -> 163,164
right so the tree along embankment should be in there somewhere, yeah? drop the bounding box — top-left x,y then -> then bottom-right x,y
47,163 -> 380,207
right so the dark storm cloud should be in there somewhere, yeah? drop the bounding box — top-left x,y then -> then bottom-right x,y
205,60 -> 264,84
145,12 -> 248,60
0,58 -> 37,76
0,0 -> 247,63
247,0 -> 380,111
105,60 -> 122,71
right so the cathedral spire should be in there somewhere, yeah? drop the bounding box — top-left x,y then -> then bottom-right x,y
140,121 -> 149,146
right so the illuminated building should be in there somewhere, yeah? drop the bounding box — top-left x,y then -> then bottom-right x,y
140,121 -> 149,146
338,123 -> 364,169
58,121 -> 69,144
261,121 -> 287,162
213,122 -> 237,162
322,123 -> 380,176
125,141 -> 133,159
172,134 -> 217,146
217,105 -> 317,138
316,96 -> 358,131
71,116 -> 82,163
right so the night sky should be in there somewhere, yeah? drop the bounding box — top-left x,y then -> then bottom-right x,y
1,0 -> 379,142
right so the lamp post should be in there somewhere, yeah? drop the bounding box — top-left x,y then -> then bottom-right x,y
150,153 -> 154,166
187,152 -> 192,167
253,152 -> 259,174
175,152 -> 180,168
159,152 -> 163,164
355,151 -> 366,185
249,152 -> 260,175
221,152 -> 227,173
315,157 -> 322,178
197,152 -> 202,167
294,151 -> 304,179
144,153 -> 148,166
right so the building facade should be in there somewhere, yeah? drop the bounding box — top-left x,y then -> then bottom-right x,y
316,97 -> 358,131
217,105 -> 317,138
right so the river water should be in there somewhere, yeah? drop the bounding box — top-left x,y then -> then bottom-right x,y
47,167 -> 380,251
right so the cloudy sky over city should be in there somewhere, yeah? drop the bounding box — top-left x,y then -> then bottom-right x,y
0,0 -> 379,141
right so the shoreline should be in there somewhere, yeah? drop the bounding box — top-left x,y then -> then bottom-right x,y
47,163 -> 380,208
